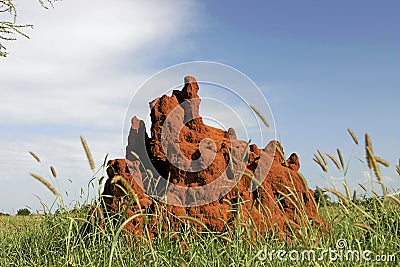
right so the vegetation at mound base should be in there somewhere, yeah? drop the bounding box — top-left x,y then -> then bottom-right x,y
0,130 -> 399,266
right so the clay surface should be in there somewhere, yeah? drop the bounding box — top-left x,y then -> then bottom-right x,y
102,76 -> 327,238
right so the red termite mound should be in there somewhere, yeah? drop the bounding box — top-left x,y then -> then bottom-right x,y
102,76 -> 327,238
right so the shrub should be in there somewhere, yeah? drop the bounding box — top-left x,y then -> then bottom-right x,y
16,208 -> 31,216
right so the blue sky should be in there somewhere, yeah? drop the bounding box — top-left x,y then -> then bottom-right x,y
0,0 -> 399,213
192,0 -> 400,193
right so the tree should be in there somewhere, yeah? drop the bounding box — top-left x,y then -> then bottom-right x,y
0,0 -> 58,57
313,188 -> 331,206
17,208 -> 31,216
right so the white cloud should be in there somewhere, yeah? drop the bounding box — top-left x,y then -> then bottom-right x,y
0,0 -> 202,213
1,0 -> 201,126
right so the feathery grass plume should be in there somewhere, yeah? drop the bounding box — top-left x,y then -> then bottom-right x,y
374,156 -> 389,167
365,133 -> 373,169
111,175 -> 142,211
30,173 -> 59,196
28,151 -> 41,163
352,190 -> 357,203
388,194 -> 400,206
313,154 -> 327,172
366,146 -> 387,198
103,153 -> 109,167
250,105 -> 270,128
317,149 -> 327,166
80,136 -> 95,171
343,182 -> 351,200
316,186 -> 327,206
130,151 -> 140,159
324,187 -> 349,205
366,146 -> 382,182
326,152 -> 342,170
347,128 -> 358,145
49,166 -> 57,178
337,148 -> 345,170
352,222 -> 374,232
358,183 -> 367,192
111,175 -> 134,196
371,190 -> 380,198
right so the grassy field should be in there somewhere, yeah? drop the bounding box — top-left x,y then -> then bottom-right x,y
1,133 -> 399,266
0,199 -> 399,266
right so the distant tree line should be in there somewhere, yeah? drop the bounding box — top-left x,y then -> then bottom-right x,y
16,208 -> 31,216
0,208 -> 32,216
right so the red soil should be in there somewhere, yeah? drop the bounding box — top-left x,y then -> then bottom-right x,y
101,76 -> 327,239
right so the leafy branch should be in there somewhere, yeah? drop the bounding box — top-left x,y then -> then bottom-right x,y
0,0 -> 58,57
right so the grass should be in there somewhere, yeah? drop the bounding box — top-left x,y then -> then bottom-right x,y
0,131 -> 399,266
1,200 -> 399,266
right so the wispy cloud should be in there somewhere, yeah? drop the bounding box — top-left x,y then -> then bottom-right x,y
0,0 -> 202,213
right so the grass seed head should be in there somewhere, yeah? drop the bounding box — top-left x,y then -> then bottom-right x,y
317,149 -> 327,166
29,151 -> 41,163
337,148 -> 345,169
50,166 -> 57,178
388,194 -> 400,206
313,154 -> 327,172
80,136 -> 95,171
365,133 -> 373,169
111,175 -> 142,211
30,173 -> 59,196
358,183 -> 367,192
347,128 -> 359,145
366,146 -> 382,182
103,153 -> 109,168
342,182 -> 351,199
250,105 -> 270,128
374,156 -> 389,167
324,187 -> 349,205
326,152 -> 342,170
352,190 -> 357,203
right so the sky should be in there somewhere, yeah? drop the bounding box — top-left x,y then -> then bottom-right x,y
0,0 -> 399,214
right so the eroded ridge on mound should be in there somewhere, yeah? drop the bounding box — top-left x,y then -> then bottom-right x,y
102,76 -> 327,238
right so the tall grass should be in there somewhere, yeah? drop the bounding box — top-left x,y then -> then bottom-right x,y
0,131 -> 399,266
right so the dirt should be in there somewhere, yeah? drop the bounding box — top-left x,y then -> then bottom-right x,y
101,76 -> 327,239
